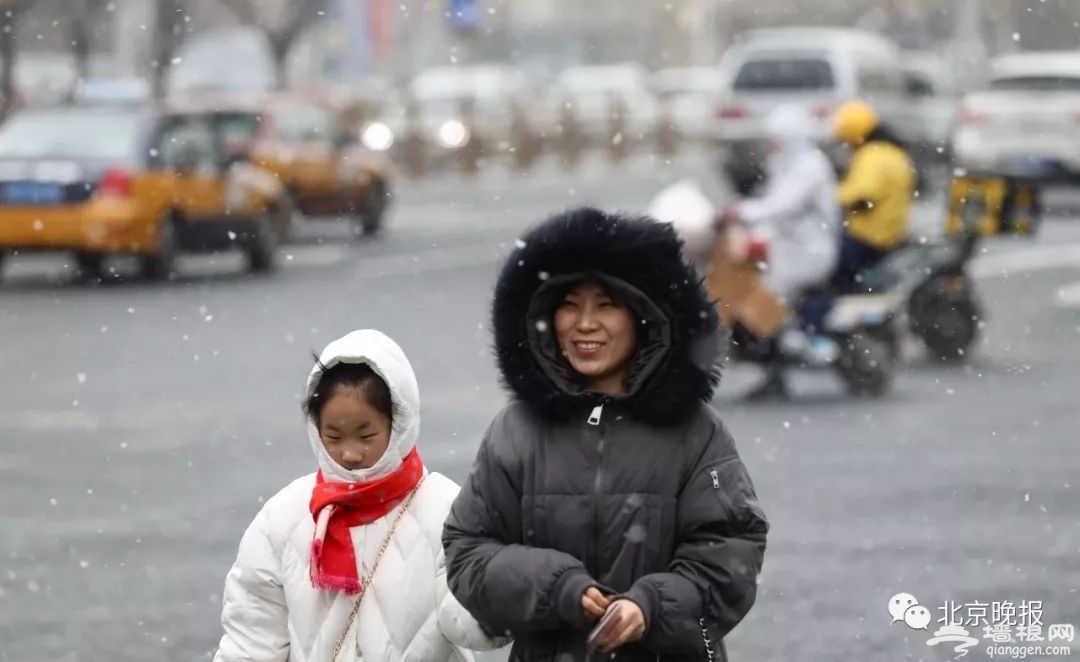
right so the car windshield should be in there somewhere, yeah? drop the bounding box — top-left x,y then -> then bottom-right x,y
733,57 -> 835,91
0,108 -> 141,160
212,112 -> 261,145
990,76 -> 1080,92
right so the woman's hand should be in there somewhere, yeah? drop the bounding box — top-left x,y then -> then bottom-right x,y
581,586 -> 611,621
596,599 -> 646,652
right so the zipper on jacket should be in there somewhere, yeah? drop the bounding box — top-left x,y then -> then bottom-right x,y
589,397 -> 608,576
710,469 -> 720,489
587,403 -> 604,425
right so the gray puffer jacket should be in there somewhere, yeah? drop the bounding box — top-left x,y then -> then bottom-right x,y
444,208 -> 768,662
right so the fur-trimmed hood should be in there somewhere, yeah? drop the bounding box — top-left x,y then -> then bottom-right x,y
491,207 -> 724,426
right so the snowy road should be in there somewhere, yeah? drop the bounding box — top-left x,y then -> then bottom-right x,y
1,156 -> 1078,661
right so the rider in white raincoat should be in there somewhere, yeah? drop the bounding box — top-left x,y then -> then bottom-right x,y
720,104 -> 842,399
728,103 -> 840,304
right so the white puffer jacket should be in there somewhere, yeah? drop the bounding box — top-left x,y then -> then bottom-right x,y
214,330 -> 504,662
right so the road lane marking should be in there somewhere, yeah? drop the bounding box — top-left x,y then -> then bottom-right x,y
972,244 -> 1080,279
279,245 -> 349,267
1055,281 -> 1080,308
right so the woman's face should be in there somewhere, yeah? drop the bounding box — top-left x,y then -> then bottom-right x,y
553,280 -> 638,395
318,388 -> 391,471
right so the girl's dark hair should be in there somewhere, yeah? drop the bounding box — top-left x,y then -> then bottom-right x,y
303,355 -> 397,427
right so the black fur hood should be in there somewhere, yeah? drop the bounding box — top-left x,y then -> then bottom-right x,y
491,207 -> 724,426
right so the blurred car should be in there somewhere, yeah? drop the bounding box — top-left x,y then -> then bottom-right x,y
364,65 -> 538,172
901,52 -> 964,166
173,94 -> 393,237
713,27 -> 924,193
650,67 -> 723,141
552,63 -> 658,148
951,51 -> 1080,183
0,104 -> 282,282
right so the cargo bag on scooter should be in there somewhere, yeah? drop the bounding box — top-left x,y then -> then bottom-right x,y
707,232 -> 788,339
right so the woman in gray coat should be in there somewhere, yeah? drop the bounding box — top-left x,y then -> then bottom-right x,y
443,207 -> 768,661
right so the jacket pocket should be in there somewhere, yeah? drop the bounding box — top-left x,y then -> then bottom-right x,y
701,458 -> 757,524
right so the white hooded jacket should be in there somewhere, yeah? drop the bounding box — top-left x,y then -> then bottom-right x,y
214,330 -> 504,662
738,104 -> 840,302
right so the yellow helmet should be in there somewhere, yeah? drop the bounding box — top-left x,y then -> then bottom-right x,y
833,100 -> 879,145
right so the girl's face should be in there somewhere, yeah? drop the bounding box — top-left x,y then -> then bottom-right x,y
318,388 -> 391,471
553,280 -> 638,395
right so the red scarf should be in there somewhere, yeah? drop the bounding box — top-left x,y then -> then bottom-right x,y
309,448 -> 425,594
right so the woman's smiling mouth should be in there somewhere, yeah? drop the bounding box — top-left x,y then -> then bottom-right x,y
572,340 -> 606,356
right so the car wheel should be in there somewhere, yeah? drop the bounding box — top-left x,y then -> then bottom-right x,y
140,215 -> 179,281
268,194 -> 296,244
357,179 -> 390,237
245,216 -> 278,273
835,332 -> 894,397
74,252 -> 108,283
909,278 -> 981,361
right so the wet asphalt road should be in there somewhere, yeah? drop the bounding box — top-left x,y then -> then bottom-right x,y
1,153 -> 1078,661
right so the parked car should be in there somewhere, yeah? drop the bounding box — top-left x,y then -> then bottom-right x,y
713,27 -> 927,193
172,93 -> 393,237
902,52 -> 964,164
951,50 -> 1080,184
0,103 -> 282,282
552,63 -> 658,149
363,66 -> 539,173
650,67 -> 723,141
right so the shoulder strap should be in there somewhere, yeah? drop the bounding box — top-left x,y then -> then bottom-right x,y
331,475 -> 426,661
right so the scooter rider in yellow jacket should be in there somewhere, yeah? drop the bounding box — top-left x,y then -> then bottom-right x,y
831,100 -> 916,292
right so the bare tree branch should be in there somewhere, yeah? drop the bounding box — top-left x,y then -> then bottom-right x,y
0,0 -> 38,119
277,0 -> 329,48
150,0 -> 185,99
67,0 -> 111,81
218,0 -> 329,88
216,0 -> 258,27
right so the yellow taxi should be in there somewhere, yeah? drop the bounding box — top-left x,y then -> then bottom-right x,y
175,94 -> 392,238
0,103 -> 283,282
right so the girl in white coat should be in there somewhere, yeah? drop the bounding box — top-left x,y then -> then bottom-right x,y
214,329 -> 503,662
